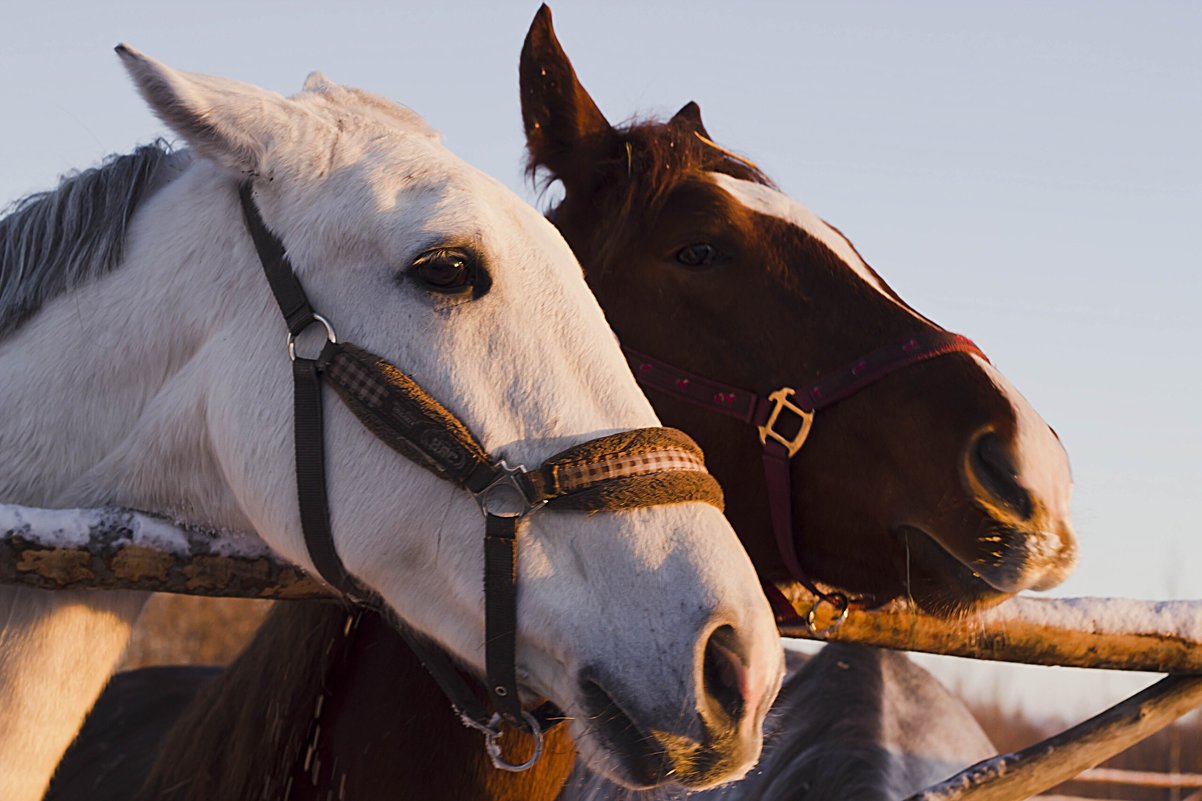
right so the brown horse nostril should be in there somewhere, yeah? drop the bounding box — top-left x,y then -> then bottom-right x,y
702,625 -> 746,725
970,432 -> 1034,520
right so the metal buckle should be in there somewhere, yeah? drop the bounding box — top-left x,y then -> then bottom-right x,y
805,592 -> 850,637
287,314 -> 337,362
473,460 -> 544,519
758,387 -> 815,458
461,710 -> 544,772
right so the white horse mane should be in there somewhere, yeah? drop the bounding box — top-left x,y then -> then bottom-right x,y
0,142 -> 186,334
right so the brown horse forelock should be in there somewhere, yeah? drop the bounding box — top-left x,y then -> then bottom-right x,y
526,92 -> 1033,611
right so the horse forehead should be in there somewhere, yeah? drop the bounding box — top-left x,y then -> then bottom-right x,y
707,172 -> 899,301
295,84 -> 439,140
351,143 -> 504,219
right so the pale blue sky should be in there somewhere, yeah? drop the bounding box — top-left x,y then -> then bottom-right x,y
1,2 -> 1198,718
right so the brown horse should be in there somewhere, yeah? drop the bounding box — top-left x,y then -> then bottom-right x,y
519,4 -> 1075,618
48,602 -> 576,801
47,6 -> 1074,799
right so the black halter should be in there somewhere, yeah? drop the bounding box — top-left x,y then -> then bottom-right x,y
238,182 -> 724,770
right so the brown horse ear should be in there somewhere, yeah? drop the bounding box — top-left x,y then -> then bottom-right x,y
670,101 -> 711,139
520,4 -> 614,188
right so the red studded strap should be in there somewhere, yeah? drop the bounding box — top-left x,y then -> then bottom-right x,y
625,348 -> 762,424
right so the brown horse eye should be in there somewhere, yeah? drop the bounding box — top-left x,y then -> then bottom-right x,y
413,249 -> 473,293
676,242 -> 719,268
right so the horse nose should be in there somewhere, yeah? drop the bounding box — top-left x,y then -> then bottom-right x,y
701,624 -> 750,728
577,617 -> 780,789
966,430 -> 1034,521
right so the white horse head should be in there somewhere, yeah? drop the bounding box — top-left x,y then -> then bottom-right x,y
0,50 -> 782,797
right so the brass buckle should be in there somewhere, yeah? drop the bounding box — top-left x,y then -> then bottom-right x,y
758,388 -> 815,458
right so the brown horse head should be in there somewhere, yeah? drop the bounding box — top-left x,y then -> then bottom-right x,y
519,5 -> 1076,615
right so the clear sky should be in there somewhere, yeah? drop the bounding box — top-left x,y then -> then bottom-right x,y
1,2 -> 1198,719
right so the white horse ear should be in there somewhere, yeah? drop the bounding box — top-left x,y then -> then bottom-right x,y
303,71 -> 335,93
115,44 -> 301,176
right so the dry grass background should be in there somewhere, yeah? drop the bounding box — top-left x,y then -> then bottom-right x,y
121,594 -> 271,670
124,596 -> 1200,798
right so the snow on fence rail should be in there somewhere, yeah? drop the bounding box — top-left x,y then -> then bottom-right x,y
775,583 -> 1202,673
0,504 -> 326,600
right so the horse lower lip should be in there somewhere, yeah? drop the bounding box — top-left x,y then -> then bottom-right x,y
579,680 -> 670,787
893,525 -> 1013,600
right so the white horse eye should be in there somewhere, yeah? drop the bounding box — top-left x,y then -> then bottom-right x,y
412,248 -> 482,295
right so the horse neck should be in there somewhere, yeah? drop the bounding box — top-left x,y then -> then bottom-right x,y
0,160 -> 260,526
0,587 -> 148,801
139,604 -> 575,801
0,162 -> 262,801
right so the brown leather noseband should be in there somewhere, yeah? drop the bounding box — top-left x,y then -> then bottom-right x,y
239,182 -> 723,770
623,330 -> 987,632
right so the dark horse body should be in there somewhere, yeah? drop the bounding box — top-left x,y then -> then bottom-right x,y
47,6 -> 1072,799
48,629 -> 992,801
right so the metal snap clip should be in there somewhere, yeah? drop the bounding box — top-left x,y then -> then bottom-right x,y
473,460 -> 544,519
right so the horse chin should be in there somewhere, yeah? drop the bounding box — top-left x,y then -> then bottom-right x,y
572,678 -> 752,791
575,680 -> 669,788
890,525 -> 1014,617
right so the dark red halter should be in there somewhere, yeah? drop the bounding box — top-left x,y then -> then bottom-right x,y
622,329 -> 988,630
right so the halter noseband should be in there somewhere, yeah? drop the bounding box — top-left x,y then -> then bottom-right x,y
622,330 -> 987,630
238,182 -> 723,770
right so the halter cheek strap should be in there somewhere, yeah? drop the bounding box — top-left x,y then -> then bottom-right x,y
623,329 -> 988,628
238,182 -> 724,770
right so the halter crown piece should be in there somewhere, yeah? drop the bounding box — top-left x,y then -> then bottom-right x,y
238,182 -> 723,771
623,330 -> 987,633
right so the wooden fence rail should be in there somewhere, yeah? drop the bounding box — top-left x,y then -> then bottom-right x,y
1074,767 -> 1202,788
907,675 -> 1202,801
4,503 -> 1201,674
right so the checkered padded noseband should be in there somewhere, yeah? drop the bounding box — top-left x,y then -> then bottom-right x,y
238,182 -> 722,772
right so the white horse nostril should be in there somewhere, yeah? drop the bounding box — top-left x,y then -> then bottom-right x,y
702,625 -> 748,724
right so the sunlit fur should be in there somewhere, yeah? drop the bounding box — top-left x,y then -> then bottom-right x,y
0,49 -> 783,800
520,5 -> 1077,617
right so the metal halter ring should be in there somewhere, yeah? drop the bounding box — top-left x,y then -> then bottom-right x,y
287,314 -> 338,362
461,711 -> 544,772
805,592 -> 851,637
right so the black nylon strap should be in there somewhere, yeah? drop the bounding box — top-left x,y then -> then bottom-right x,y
484,513 -> 526,728
239,183 -> 315,335
393,624 -> 493,724
292,356 -> 358,596
396,623 -> 563,734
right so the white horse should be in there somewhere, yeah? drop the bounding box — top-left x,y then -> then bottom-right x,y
0,50 -> 784,801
